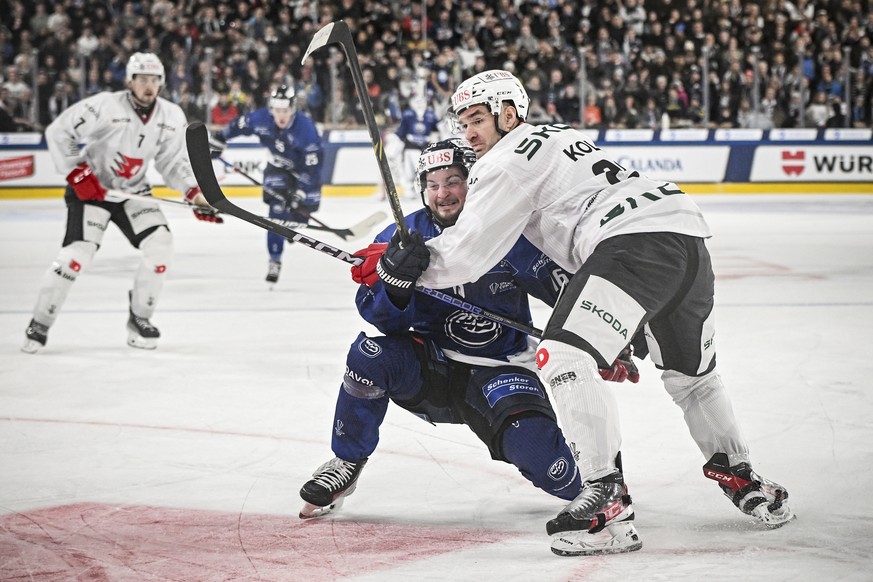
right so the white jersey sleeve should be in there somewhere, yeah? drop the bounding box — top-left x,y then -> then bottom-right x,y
418,161 -> 534,289
418,122 -> 712,289
44,91 -> 197,195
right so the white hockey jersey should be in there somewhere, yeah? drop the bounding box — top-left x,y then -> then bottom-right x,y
418,123 -> 713,289
44,91 -> 198,195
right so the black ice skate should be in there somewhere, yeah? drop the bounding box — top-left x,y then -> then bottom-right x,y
21,318 -> 49,354
703,452 -> 795,528
127,296 -> 160,350
266,260 -> 281,284
299,457 -> 368,519
546,471 -> 642,556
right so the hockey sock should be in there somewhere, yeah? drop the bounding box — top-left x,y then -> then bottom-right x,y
330,385 -> 391,462
133,227 -> 173,318
32,241 -> 97,326
662,368 -> 750,466
501,414 -> 582,501
537,339 -> 622,480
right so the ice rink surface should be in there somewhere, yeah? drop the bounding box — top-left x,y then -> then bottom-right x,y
1,193 -> 872,581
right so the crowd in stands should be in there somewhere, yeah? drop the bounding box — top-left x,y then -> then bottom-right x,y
1,0 -> 871,134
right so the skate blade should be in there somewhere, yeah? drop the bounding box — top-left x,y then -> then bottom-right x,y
752,504 -> 796,529
550,521 -> 643,556
21,339 -> 44,354
127,333 -> 158,350
299,497 -> 346,520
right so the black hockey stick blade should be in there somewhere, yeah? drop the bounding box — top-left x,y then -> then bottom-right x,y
302,20 -> 409,241
186,122 -> 541,338
186,122 -> 361,265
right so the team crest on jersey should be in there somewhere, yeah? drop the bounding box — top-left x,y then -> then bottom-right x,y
445,310 -> 501,348
112,153 -> 144,179
548,457 -> 570,481
358,338 -> 382,358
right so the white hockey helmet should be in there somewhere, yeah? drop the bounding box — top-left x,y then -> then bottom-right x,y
126,52 -> 165,84
448,69 -> 529,132
415,138 -> 477,205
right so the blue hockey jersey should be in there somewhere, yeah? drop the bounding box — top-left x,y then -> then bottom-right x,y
357,210 -> 570,364
395,107 -> 440,150
219,107 -> 323,197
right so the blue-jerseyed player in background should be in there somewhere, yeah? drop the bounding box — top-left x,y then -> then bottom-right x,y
211,85 -> 323,284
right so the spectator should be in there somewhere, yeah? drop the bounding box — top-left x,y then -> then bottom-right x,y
210,92 -> 239,126
806,90 -> 832,127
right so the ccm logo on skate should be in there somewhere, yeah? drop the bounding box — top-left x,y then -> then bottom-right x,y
705,469 -> 733,483
536,348 -> 549,369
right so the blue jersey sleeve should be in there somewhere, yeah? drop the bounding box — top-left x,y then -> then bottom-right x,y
502,237 -> 571,308
355,212 -> 545,361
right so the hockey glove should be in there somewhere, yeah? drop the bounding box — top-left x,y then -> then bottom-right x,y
66,163 -> 106,201
185,187 -> 223,223
351,242 -> 388,287
289,190 -> 318,219
208,133 -> 227,159
376,230 -> 430,306
599,346 -> 640,383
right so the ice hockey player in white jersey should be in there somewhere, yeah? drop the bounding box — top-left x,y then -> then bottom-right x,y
373,70 -> 794,556
21,52 -> 222,354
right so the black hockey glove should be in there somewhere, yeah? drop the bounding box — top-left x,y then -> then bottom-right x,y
376,230 -> 430,307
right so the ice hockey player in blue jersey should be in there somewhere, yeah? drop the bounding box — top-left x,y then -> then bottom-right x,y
298,139 -> 639,519
210,84 -> 323,284
385,95 -> 440,198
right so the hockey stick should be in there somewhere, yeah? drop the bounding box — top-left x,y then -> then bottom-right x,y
106,189 -> 196,209
302,20 -> 409,241
186,122 -> 543,338
106,189 -> 318,230
215,156 -> 386,241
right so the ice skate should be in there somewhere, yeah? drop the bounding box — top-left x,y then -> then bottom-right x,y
546,472 -> 642,556
266,260 -> 281,285
703,452 -> 795,528
21,319 -> 49,354
299,457 -> 367,519
127,297 -> 160,350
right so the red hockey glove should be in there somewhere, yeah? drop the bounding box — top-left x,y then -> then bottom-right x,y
66,163 -> 106,201
186,187 -> 223,223
351,242 -> 388,286
599,347 -> 640,383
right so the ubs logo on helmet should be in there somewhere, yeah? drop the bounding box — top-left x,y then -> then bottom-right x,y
425,151 -> 452,166
452,90 -> 472,107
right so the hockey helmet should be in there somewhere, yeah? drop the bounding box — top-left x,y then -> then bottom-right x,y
126,52 -> 165,84
269,84 -> 297,113
415,138 -> 477,204
447,69 -> 529,133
